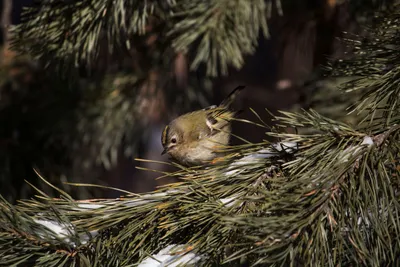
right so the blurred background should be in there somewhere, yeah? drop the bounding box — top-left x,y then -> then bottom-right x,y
0,0 -> 392,202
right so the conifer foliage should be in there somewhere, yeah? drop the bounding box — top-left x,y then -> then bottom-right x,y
0,1 -> 399,266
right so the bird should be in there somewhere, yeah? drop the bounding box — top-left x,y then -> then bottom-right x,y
161,85 -> 245,166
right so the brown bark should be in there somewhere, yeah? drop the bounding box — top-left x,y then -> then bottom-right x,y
1,0 -> 13,65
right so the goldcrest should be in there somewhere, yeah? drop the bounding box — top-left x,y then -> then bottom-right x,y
161,86 -> 245,166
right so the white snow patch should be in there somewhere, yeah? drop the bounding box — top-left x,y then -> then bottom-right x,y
361,136 -> 374,146
138,245 -> 201,267
77,204 -> 106,209
34,219 -> 72,238
220,197 -> 238,207
224,142 -> 297,176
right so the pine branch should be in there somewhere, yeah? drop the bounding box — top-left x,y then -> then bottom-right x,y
168,0 -> 276,76
11,0 -> 164,65
328,3 -> 400,130
0,117 -> 398,266
11,0 -> 279,77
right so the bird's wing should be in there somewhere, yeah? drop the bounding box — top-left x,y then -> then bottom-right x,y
205,107 -> 235,135
201,85 -> 245,132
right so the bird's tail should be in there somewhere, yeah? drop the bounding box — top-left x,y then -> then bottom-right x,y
219,85 -> 245,109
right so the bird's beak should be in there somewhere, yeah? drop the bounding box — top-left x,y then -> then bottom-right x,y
161,148 -> 168,155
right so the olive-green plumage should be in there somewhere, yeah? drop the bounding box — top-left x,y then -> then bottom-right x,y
161,86 -> 245,166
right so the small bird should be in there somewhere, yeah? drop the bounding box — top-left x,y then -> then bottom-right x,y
161,85 -> 245,166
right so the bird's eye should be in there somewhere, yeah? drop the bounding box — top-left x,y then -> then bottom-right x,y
171,138 -> 177,144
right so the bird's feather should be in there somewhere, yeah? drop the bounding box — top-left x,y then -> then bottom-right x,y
219,85 -> 245,108
161,125 -> 169,147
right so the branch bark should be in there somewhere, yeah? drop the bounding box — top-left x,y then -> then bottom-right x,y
1,0 -> 12,65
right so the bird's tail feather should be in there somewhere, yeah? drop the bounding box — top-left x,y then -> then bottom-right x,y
219,85 -> 245,108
